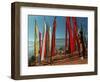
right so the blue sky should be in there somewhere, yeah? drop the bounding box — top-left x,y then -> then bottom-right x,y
28,15 -> 88,42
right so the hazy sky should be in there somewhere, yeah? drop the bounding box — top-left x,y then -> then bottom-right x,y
28,15 -> 88,42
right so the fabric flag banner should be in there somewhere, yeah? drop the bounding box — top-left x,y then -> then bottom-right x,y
34,20 -> 39,62
72,17 -> 80,52
41,21 -> 46,61
46,25 -> 50,62
39,32 -> 42,56
39,32 -> 42,63
66,17 -> 75,53
49,27 -> 52,54
51,17 -> 56,56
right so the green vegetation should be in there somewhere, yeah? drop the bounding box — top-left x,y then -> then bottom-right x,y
29,55 -> 36,66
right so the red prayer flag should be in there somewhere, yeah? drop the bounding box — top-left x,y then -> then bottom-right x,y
72,17 -> 80,51
51,17 -> 56,56
44,32 -> 47,58
66,17 -> 75,53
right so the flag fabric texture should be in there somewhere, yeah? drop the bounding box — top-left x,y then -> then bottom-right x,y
51,17 -> 56,57
72,17 -> 80,52
66,17 -> 75,53
41,21 -> 47,61
34,20 -> 39,62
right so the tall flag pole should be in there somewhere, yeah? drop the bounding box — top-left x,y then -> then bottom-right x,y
34,19 -> 39,63
66,17 -> 75,54
51,17 -> 56,63
41,20 -> 46,61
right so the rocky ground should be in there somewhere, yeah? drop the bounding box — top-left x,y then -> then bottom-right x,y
29,51 -> 88,66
